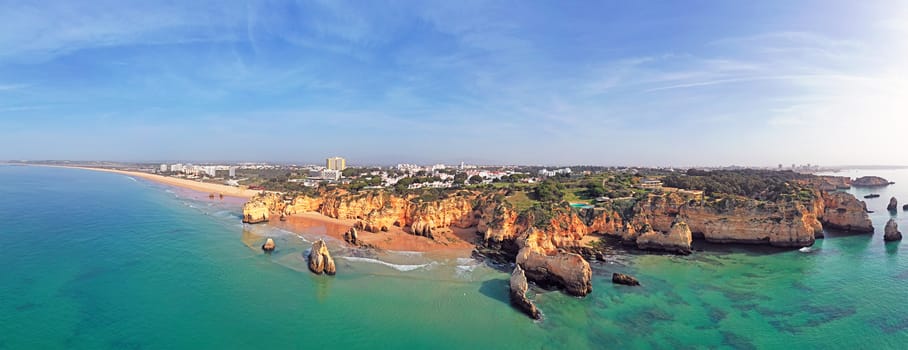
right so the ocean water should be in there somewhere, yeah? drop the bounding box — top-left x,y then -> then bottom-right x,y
0,166 -> 906,349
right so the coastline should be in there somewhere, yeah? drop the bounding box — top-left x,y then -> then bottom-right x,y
273,212 -> 477,256
37,165 -> 261,199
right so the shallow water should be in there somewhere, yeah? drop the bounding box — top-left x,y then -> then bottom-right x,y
0,166 -> 906,349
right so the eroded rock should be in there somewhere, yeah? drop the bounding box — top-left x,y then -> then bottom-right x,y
307,240 -> 336,275
612,273 -> 640,286
509,265 -> 541,320
636,220 -> 693,254
262,238 -> 275,252
884,219 -> 902,242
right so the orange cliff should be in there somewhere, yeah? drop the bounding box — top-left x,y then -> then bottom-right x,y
243,186 -> 874,252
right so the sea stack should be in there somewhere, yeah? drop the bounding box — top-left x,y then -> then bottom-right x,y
307,240 -> 337,275
612,273 -> 640,286
888,197 -> 898,212
262,238 -> 276,252
884,219 -> 902,242
509,265 -> 541,320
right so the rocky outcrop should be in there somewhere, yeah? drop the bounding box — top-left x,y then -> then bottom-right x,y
242,192 -> 284,223
262,238 -> 275,252
612,273 -> 640,286
888,197 -> 898,212
307,240 -> 336,275
885,219 -> 902,242
509,265 -> 541,320
343,227 -> 359,245
516,228 -> 592,297
852,176 -> 890,187
821,192 -> 874,232
636,220 -> 693,254
627,191 -> 823,248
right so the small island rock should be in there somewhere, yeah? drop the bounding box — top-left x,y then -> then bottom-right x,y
852,176 -> 891,187
509,265 -> 541,320
343,227 -> 359,245
612,273 -> 640,286
888,197 -> 898,211
262,238 -> 276,252
307,240 -> 337,275
884,219 -> 902,242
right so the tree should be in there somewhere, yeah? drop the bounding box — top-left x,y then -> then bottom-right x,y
453,172 -> 468,184
468,175 -> 484,184
534,179 -> 565,202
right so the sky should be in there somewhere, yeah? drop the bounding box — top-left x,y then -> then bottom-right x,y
1,1 -> 906,166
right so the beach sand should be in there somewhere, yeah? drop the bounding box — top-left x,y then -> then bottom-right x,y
272,212 -> 478,255
62,166 -> 261,199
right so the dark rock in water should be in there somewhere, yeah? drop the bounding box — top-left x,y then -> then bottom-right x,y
884,219 -> 902,242
262,238 -> 275,252
509,265 -> 541,320
852,176 -> 891,187
888,197 -> 898,211
903,204 -> 908,211
612,273 -> 640,286
864,194 -> 880,199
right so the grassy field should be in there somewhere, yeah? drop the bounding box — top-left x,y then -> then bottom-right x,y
505,191 -> 538,212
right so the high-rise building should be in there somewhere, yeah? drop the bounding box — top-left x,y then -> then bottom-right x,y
228,166 -> 237,178
160,164 -> 168,172
326,157 -> 346,170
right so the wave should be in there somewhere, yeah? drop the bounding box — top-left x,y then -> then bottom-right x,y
126,176 -> 138,182
799,247 -> 813,253
341,256 -> 435,272
385,250 -> 424,257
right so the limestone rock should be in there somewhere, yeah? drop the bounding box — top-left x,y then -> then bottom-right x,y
509,265 -> 541,320
636,220 -> 693,254
852,176 -> 891,187
307,240 -> 336,275
343,227 -> 359,245
820,192 -> 874,233
516,228 -> 592,297
888,197 -> 898,212
612,273 -> 640,286
242,192 -> 284,224
262,238 -> 275,252
884,219 -> 902,242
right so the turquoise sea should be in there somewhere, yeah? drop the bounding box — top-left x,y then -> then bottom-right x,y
1,166 -> 906,349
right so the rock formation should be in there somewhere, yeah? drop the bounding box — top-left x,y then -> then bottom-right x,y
516,228 -> 592,297
820,192 -> 874,233
307,240 -> 336,275
509,265 -> 541,320
242,192 -> 284,224
904,204 -> 908,211
612,273 -> 640,286
343,227 -> 359,245
852,176 -> 891,187
888,197 -> 898,212
884,219 -> 902,242
262,238 -> 275,252
636,220 -> 693,254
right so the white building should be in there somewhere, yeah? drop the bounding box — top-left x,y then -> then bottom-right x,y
228,166 -> 237,178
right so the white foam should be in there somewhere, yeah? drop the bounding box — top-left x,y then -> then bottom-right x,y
799,247 -> 813,253
386,250 -> 424,257
456,257 -> 477,265
341,256 -> 434,272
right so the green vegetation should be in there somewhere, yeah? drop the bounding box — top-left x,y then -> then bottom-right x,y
662,169 -> 811,201
533,179 -> 565,203
505,191 -> 538,212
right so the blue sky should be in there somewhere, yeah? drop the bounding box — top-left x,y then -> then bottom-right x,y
1,1 -> 906,166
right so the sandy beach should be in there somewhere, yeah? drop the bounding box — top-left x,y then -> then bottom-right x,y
49,166 -> 261,199
272,212 -> 478,255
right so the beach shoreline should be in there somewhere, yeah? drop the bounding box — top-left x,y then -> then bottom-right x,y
35,165 -> 261,199
270,212 -> 478,256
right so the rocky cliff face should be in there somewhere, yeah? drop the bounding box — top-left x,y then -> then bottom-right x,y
636,221 -> 693,254
821,192 -> 874,232
242,192 -> 283,223
515,228 -> 592,297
